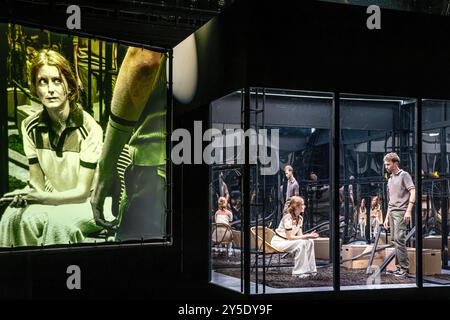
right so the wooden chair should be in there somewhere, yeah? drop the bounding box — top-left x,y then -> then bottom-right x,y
211,222 -> 234,256
250,226 -> 285,271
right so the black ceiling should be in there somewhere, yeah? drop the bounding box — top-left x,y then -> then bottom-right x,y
0,0 -> 235,49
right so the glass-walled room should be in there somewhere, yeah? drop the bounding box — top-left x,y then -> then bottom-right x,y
209,89 -> 450,294
210,89 -> 334,293
422,99 -> 450,288
340,94 -> 417,289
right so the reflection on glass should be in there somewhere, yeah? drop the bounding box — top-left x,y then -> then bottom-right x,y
422,99 -> 450,287
248,89 -> 333,293
340,94 -> 417,289
209,91 -> 244,293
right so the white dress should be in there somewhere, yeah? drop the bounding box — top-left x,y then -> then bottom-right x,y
271,214 -> 317,276
0,107 -> 114,247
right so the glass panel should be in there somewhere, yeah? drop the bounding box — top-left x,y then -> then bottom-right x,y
209,90 -> 244,293
422,99 -> 450,288
249,88 -> 333,294
340,94 -> 417,290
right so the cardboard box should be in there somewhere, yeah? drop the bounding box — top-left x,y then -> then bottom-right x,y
408,248 -> 441,275
342,244 -> 388,269
313,237 -> 329,260
423,236 -> 450,250
231,229 -> 257,250
377,232 -> 388,245
385,247 -> 442,275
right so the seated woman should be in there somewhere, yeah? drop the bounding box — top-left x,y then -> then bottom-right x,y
370,195 -> 383,238
215,197 -> 233,225
212,197 -> 233,255
271,196 -> 319,278
0,49 -> 113,247
359,198 -> 367,238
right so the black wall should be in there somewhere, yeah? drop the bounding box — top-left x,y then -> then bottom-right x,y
246,0 -> 450,99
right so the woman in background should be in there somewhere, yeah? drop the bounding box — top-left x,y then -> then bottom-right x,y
359,198 -> 367,238
212,197 -> 233,256
370,195 -> 383,239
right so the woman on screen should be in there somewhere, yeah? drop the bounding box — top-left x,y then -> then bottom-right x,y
0,49 -> 113,247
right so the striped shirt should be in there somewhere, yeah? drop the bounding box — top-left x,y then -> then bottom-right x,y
22,104 -> 103,192
215,209 -> 233,225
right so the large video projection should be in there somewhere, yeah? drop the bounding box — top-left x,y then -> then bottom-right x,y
0,23 -> 170,249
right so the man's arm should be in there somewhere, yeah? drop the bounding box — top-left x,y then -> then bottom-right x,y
90,48 -> 162,229
73,38 -> 83,90
98,47 -> 162,174
404,188 -> 416,224
384,185 -> 391,229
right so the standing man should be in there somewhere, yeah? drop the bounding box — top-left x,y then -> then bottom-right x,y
383,152 -> 416,277
282,165 -> 300,213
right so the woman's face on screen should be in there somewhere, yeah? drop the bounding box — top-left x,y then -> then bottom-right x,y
35,65 -> 69,110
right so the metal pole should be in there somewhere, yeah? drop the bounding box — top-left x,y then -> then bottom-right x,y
0,23 -> 8,196
88,38 -> 92,116
243,86 -> 251,295
416,99 -> 423,288
104,42 -> 113,128
332,92 -> 340,292
441,126 -> 449,269
366,196 -> 371,242
240,90 -> 244,293
343,165 -> 350,243
262,87 -> 266,294
254,88 -> 259,294
98,40 -> 103,125
166,49 -> 173,242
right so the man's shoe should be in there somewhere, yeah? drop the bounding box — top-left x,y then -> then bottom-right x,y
386,268 -> 399,275
394,269 -> 407,277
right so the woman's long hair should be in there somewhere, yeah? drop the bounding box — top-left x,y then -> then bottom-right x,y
371,195 -> 381,210
30,49 -> 80,110
286,196 -> 304,224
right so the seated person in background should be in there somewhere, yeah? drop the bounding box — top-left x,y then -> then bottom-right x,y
212,197 -> 233,255
370,195 -> 383,238
215,197 -> 233,225
358,198 -> 367,238
0,49 -> 112,247
271,196 -> 319,278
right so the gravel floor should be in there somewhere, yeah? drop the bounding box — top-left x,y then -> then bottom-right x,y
212,253 -> 450,288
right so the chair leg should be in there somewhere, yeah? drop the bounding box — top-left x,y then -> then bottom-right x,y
278,253 -> 281,270
267,254 -> 274,272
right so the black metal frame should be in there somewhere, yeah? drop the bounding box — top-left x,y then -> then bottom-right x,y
416,99 -> 423,288
332,92 -> 340,292
208,90 -> 450,295
0,24 -> 174,252
0,23 -> 8,197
